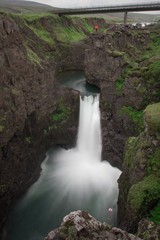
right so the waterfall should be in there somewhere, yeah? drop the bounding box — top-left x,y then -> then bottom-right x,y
77,95 -> 102,161
7,93 -> 121,240
52,94 -> 121,221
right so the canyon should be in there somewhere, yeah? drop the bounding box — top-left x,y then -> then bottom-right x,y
0,12 -> 160,239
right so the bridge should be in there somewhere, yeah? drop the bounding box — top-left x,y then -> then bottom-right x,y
55,1 -> 160,24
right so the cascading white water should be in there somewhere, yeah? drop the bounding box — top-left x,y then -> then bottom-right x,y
51,94 -> 121,221
8,93 -> 121,240
77,95 -> 102,161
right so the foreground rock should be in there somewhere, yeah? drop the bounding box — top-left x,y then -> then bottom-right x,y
45,210 -> 142,240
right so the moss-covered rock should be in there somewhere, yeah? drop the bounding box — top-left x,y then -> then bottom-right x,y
118,101 -> 160,232
128,174 -> 160,211
144,103 -> 160,138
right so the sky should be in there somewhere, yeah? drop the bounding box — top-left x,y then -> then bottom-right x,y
23,0 -> 160,8
23,0 -> 160,13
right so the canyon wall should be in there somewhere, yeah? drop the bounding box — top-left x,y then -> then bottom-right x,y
85,24 -> 160,232
0,13 -> 107,237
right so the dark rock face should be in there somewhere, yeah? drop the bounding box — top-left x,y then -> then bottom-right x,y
0,14 -> 87,237
44,210 -> 143,240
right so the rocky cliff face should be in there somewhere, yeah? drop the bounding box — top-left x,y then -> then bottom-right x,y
0,13 -> 106,237
85,24 -> 160,232
118,102 -> 160,232
85,24 -> 160,169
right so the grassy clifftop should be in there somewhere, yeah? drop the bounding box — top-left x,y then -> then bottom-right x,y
2,12 -> 106,68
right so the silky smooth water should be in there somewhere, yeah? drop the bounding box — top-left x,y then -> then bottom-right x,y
7,74 -> 121,240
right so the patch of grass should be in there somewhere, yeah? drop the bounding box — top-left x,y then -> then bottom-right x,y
144,60 -> 160,82
44,99 -> 70,135
149,202 -> 160,224
11,88 -> 20,96
25,136 -> 32,144
20,13 -> 54,22
115,76 -> 124,90
55,25 -> 86,43
124,137 -> 137,168
0,125 -> 5,133
119,106 -> 144,131
147,147 -> 160,175
112,50 -> 124,57
29,25 -> 55,45
81,18 -> 93,32
26,46 -> 41,66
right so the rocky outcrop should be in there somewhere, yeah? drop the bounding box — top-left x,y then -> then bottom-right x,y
118,102 -> 160,232
45,210 -> 142,240
138,218 -> 160,240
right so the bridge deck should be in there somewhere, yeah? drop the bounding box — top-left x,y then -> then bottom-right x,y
54,3 -> 160,16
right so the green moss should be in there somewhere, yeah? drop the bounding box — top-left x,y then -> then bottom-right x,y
44,99 -> 70,135
145,60 -> 160,82
25,136 -> 32,144
124,137 -> 138,168
19,13 -> 54,22
55,24 -> 86,43
0,184 -> 6,193
26,47 -> 41,66
115,76 -> 124,91
11,88 -> 20,96
147,147 -> 160,175
145,103 -> 160,137
128,175 -> 160,211
149,202 -> 160,224
112,50 -> 124,57
120,106 -> 144,132
81,18 -> 93,32
0,125 -> 5,133
30,26 -> 55,45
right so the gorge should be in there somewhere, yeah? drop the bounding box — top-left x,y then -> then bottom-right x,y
0,11 -> 160,240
